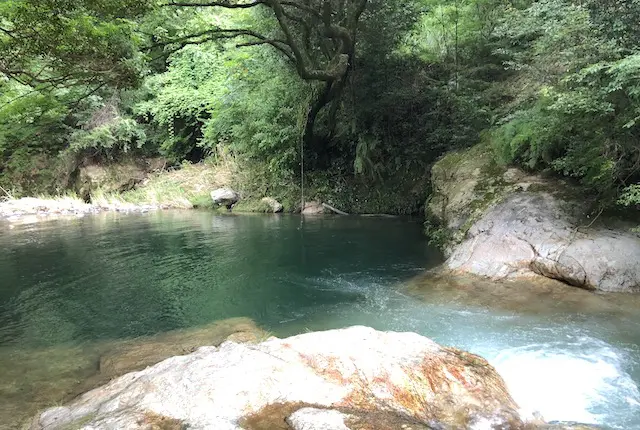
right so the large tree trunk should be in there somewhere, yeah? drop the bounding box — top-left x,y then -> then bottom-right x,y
303,80 -> 334,149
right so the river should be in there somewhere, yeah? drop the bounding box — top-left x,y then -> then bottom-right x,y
0,211 -> 639,429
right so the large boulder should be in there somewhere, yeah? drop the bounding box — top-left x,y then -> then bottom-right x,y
428,144 -> 640,292
30,326 -> 524,430
211,188 -> 240,209
1,318 -> 265,430
261,197 -> 284,213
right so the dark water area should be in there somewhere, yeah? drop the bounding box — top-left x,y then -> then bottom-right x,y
1,211 -> 639,429
0,212 -> 434,348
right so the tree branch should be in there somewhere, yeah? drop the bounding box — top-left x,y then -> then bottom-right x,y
271,0 -> 339,81
280,1 -> 322,19
0,26 -> 17,40
235,40 -> 295,62
164,0 -> 265,8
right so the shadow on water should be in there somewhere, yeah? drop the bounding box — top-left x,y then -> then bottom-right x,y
1,211 -> 639,428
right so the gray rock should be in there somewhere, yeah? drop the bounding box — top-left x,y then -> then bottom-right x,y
211,188 -> 239,209
428,144 -> 640,292
30,326 -> 523,430
261,197 -> 284,213
443,192 -> 640,292
286,408 -> 351,430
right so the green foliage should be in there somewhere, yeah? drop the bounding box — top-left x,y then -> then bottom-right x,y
619,185 -> 640,208
491,0 -> 640,207
403,0 -> 501,63
423,215 -> 452,251
201,50 -> 308,174
3,0 -> 640,220
0,0 -> 148,88
69,115 -> 147,159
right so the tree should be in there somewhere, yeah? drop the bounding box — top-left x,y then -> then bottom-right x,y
0,0 -> 149,93
160,0 -> 369,149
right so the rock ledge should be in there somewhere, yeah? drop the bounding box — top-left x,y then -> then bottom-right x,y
428,144 -> 640,292
31,326 -> 523,430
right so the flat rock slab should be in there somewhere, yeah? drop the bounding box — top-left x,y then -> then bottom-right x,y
31,326 -> 523,430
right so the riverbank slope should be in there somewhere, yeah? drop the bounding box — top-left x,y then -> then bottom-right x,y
425,143 -> 640,292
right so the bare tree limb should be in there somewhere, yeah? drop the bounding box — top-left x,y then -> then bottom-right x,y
164,0 -> 265,8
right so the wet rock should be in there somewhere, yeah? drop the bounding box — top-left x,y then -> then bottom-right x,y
0,197 -> 162,224
31,326 -> 523,430
2,318 -> 264,430
429,144 -> 640,292
303,200 -> 325,214
211,188 -> 239,209
0,197 -> 94,218
96,317 -> 263,377
261,197 -> 284,213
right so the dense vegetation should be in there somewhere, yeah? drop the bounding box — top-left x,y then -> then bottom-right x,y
1,0 -> 639,214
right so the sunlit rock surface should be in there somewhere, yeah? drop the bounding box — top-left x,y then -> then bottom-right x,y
0,318 -> 264,430
429,144 -> 640,292
31,326 -> 523,430
261,196 -> 284,213
211,188 -> 240,208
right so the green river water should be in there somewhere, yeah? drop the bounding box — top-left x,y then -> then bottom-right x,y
0,211 -> 639,429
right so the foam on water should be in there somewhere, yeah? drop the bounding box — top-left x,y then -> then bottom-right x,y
488,344 -> 640,427
283,271 -> 640,429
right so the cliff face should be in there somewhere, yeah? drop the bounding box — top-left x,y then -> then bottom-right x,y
428,144 -> 640,293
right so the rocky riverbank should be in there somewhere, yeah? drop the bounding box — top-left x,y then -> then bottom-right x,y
427,143 -> 640,293
27,326 -> 602,430
0,318 -> 265,430
0,196 -> 163,224
27,327 -> 505,429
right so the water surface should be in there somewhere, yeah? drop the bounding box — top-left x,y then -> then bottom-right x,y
1,212 -> 639,429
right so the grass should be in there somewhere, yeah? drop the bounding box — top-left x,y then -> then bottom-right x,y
4,144 -> 428,215
110,155 -> 240,210
88,161 -> 229,210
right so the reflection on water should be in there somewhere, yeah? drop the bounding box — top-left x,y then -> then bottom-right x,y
1,212 -> 639,429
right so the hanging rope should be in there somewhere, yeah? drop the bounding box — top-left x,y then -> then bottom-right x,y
300,119 -> 305,217
299,84 -> 314,221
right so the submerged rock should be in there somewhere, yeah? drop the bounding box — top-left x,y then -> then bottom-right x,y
211,188 -> 240,209
428,144 -> 640,292
1,318 -> 264,430
31,326 -> 523,430
261,197 -> 284,213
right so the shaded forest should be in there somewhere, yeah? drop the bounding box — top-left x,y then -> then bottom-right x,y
1,0 -> 639,214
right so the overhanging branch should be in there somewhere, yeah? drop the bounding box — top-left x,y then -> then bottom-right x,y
154,27 -> 295,62
236,40 -> 295,62
164,0 -> 265,8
